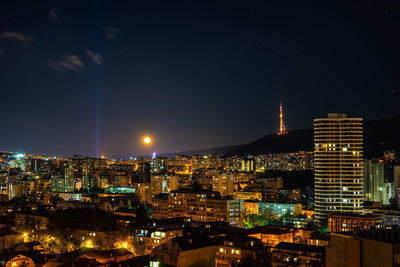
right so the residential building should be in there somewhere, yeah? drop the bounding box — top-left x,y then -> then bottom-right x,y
150,234 -> 216,267
258,202 -> 302,218
133,182 -> 151,203
272,242 -> 326,267
314,113 -> 363,221
151,174 -> 179,197
212,173 -> 234,196
152,190 -> 242,227
234,191 -> 262,201
328,213 -> 383,233
248,226 -> 293,247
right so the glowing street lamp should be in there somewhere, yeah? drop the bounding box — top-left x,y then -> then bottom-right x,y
84,240 -> 93,248
23,232 -> 28,242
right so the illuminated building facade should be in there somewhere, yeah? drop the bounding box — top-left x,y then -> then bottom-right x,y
243,200 -> 259,215
133,182 -> 151,203
152,190 -> 242,226
234,191 -> 262,201
272,242 -> 325,267
314,113 -> 363,221
212,173 -> 234,196
327,213 -> 383,233
248,226 -> 293,247
241,159 -> 255,172
395,166 -> 400,208
150,157 -> 168,173
258,202 -> 302,218
151,174 -> 179,197
51,174 -> 75,193
363,160 -> 396,204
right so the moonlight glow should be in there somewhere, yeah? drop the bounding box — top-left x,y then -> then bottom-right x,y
143,137 -> 151,144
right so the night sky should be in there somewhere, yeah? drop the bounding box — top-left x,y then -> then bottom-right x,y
1,1 -> 400,157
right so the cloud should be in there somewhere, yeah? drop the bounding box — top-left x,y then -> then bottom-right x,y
49,9 -> 60,19
47,55 -> 84,71
86,49 -> 103,65
104,26 -> 120,40
0,31 -> 34,44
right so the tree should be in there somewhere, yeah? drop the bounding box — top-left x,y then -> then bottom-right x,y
243,212 -> 273,229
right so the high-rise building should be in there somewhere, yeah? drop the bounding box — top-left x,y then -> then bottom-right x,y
363,160 -> 394,205
363,159 -> 373,201
394,166 -> 400,208
150,157 -> 168,174
151,174 -> 179,197
314,113 -> 363,221
241,159 -> 255,172
212,173 -> 234,196
133,182 -> 151,203
137,162 -> 151,183
190,155 -> 201,171
208,154 -> 219,169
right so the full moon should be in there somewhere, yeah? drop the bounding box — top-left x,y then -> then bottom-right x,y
143,137 -> 151,144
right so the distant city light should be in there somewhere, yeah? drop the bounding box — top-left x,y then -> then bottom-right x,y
15,153 -> 24,158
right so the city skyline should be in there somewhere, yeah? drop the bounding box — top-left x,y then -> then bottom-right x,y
2,2 -> 400,266
1,1 -> 400,157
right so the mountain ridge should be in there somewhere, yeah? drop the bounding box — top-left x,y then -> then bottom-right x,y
225,116 -> 400,158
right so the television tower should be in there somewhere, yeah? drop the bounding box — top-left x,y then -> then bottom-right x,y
277,101 -> 288,135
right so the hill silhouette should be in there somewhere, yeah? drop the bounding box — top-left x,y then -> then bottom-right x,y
226,116 -> 400,159
158,144 -> 243,158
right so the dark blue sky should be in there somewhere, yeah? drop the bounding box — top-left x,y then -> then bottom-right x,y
0,1 -> 399,157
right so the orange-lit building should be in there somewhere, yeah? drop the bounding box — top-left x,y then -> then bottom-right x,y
136,228 -> 183,254
152,190 -> 242,227
133,182 -> 151,203
234,191 -> 262,201
328,213 -> 383,233
215,234 -> 268,267
248,226 -> 293,247
243,200 -> 259,215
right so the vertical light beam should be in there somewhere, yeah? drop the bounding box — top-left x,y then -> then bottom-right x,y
92,0 -> 103,158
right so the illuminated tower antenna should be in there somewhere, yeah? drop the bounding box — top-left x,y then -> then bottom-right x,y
278,101 -> 288,135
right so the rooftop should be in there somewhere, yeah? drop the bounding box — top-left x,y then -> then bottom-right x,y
337,229 -> 400,244
172,234 -> 215,251
249,225 -> 292,235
